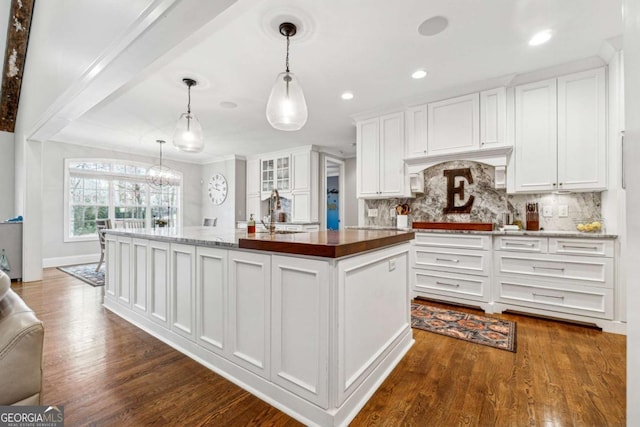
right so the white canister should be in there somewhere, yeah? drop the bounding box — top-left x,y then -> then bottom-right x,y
397,215 -> 409,229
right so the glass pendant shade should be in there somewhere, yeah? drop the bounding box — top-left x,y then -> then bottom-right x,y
173,112 -> 204,153
266,71 -> 308,131
147,140 -> 178,188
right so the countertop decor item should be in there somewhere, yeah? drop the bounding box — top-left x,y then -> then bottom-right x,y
525,202 -> 539,231
208,173 -> 228,205
173,77 -> 204,153
575,219 -> 604,233
266,22 -> 308,131
412,222 -> 493,231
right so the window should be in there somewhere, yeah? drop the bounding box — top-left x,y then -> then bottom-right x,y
64,159 -> 182,241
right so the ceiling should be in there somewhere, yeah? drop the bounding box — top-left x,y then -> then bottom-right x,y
44,0 -> 622,163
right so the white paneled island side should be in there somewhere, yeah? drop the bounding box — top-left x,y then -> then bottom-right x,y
103,227 -> 415,426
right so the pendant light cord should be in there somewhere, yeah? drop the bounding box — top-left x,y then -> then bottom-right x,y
187,85 -> 192,115
285,34 -> 290,73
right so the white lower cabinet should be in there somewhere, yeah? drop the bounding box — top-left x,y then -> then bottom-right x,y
132,238 -> 148,314
105,234 -> 117,298
228,250 -> 271,378
170,243 -> 196,341
196,247 -> 227,355
413,269 -> 489,301
411,232 -> 619,329
102,236 -> 412,426
494,236 -> 615,321
271,256 -> 330,408
148,240 -> 170,326
117,237 -> 132,306
411,233 -> 492,306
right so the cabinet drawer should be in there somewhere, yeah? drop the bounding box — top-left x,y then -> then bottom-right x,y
413,248 -> 490,276
495,277 -> 613,319
549,238 -> 614,257
413,269 -> 489,302
414,233 -> 491,250
495,236 -> 547,253
495,254 -> 612,286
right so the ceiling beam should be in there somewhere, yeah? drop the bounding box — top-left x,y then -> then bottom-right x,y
0,0 -> 35,132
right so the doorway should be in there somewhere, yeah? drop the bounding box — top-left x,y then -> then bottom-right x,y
323,157 -> 345,230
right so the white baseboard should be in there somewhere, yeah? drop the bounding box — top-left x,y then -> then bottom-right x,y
43,253 -> 100,268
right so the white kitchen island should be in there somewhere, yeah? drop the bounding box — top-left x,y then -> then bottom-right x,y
103,227 -> 414,426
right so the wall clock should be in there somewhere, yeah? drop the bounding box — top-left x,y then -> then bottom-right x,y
208,173 -> 228,205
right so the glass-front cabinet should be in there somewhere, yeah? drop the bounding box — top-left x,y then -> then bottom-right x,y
261,155 -> 290,198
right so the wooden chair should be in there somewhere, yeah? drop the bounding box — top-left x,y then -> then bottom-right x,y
96,219 -> 112,272
203,217 -> 217,227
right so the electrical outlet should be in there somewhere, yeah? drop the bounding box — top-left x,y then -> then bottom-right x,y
390,208 -> 397,217
389,259 -> 396,271
368,208 -> 378,217
558,205 -> 568,217
543,205 -> 552,218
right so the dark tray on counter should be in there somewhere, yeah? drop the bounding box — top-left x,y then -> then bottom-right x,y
412,222 -> 494,231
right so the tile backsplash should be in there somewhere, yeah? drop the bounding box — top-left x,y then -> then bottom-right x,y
364,161 -> 602,231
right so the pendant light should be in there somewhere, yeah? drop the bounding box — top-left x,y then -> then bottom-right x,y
266,22 -> 308,131
147,140 -> 176,188
173,78 -> 204,153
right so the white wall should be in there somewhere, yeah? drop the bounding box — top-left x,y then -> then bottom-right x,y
344,157 -> 358,227
624,0 -> 640,423
14,0 -> 171,280
201,158 -> 246,230
41,141 -> 202,266
0,131 -> 15,220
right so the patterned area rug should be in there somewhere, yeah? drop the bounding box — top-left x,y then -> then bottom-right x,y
58,263 -> 105,287
411,302 -> 516,352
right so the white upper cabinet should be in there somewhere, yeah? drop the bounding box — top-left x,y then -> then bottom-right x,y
557,68 -> 607,191
480,87 -> 507,149
514,68 -> 606,193
247,148 -> 319,222
514,78 -> 558,192
357,118 -> 380,197
290,149 -> 319,222
427,93 -> 480,155
405,104 -> 428,158
357,112 -> 409,198
247,159 -> 260,196
246,158 -> 261,221
261,155 -> 290,198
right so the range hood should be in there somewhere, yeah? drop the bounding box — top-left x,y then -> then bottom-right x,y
404,146 -> 513,188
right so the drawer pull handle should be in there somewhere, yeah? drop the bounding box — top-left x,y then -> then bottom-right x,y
533,293 -> 565,300
436,258 -> 460,263
562,245 -> 598,250
505,242 -> 535,247
436,281 -> 460,288
532,266 -> 565,272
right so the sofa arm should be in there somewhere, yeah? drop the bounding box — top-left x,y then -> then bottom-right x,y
0,289 -> 45,406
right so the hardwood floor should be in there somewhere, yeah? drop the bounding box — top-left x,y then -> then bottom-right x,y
12,268 -> 625,426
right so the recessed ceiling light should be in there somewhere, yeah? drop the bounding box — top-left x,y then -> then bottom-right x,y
529,29 -> 552,46
219,101 -> 238,109
341,91 -> 354,100
412,69 -> 427,79
418,16 -> 449,36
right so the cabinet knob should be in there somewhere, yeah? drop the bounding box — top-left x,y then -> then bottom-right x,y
559,182 -> 563,186
553,183 -> 557,186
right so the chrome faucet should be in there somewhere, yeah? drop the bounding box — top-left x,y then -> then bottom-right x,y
261,188 -> 281,235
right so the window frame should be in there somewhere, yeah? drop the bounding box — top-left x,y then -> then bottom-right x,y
64,158 -> 183,242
